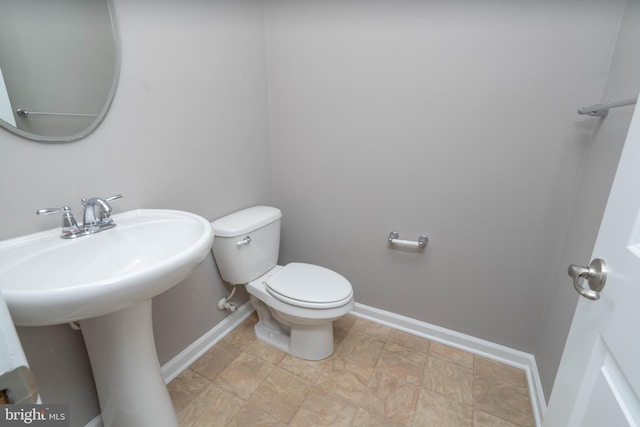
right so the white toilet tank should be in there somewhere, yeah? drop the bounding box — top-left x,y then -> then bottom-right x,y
211,206 -> 282,285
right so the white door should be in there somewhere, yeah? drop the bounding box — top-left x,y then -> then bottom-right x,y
544,98 -> 640,426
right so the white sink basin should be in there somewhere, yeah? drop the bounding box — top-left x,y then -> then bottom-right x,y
0,208 -> 214,427
0,209 -> 213,326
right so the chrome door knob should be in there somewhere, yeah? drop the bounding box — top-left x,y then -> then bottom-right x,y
568,258 -> 607,301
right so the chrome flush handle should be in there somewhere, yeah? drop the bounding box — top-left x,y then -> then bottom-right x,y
236,236 -> 252,246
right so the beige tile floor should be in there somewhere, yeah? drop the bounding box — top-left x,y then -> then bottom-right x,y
168,313 -> 535,426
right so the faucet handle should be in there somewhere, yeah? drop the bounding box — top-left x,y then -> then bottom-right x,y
99,194 -> 123,221
81,194 -> 123,207
101,195 -> 123,221
36,206 -> 72,216
105,194 -> 123,203
36,206 -> 82,239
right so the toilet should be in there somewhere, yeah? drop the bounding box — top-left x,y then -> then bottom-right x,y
211,206 -> 354,360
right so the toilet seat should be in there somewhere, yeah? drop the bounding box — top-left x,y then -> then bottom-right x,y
265,263 -> 353,309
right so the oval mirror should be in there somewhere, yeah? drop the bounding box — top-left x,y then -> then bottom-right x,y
0,0 -> 120,142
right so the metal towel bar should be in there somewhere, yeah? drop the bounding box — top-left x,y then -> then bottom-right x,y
577,97 -> 637,117
16,108 -> 98,118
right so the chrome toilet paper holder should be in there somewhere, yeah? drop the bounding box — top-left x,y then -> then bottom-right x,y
388,231 -> 428,249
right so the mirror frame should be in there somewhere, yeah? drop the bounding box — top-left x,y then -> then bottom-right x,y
0,0 -> 121,143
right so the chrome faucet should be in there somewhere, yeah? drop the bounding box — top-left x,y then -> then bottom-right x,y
82,195 -> 122,234
37,194 -> 123,239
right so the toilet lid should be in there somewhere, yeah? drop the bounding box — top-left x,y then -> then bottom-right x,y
265,263 -> 353,309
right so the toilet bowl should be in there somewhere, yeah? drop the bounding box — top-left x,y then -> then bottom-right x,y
247,264 -> 354,360
211,206 -> 354,360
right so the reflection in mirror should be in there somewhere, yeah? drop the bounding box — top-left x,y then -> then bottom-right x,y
0,0 -> 119,142
0,68 -> 15,127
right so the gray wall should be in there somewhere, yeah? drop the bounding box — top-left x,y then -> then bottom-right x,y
266,0 -> 626,352
0,1 -> 271,425
0,0 -> 636,425
533,0 -> 640,399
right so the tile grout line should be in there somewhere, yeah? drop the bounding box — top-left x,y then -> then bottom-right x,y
281,316 -> 357,426
172,314 -> 535,427
331,319 -> 364,427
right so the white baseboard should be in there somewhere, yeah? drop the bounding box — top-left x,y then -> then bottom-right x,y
351,302 -> 546,427
87,300 -> 546,427
83,302 -> 255,427
160,301 -> 255,383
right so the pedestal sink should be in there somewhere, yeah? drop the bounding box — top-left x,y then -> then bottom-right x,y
0,209 -> 214,427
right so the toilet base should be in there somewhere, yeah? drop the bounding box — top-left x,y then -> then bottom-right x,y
289,322 -> 334,360
250,295 -> 335,360
254,319 -> 334,360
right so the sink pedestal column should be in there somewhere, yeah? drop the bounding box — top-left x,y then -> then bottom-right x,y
79,299 -> 178,427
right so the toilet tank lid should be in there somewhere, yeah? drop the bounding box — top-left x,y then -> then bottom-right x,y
211,206 -> 282,237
